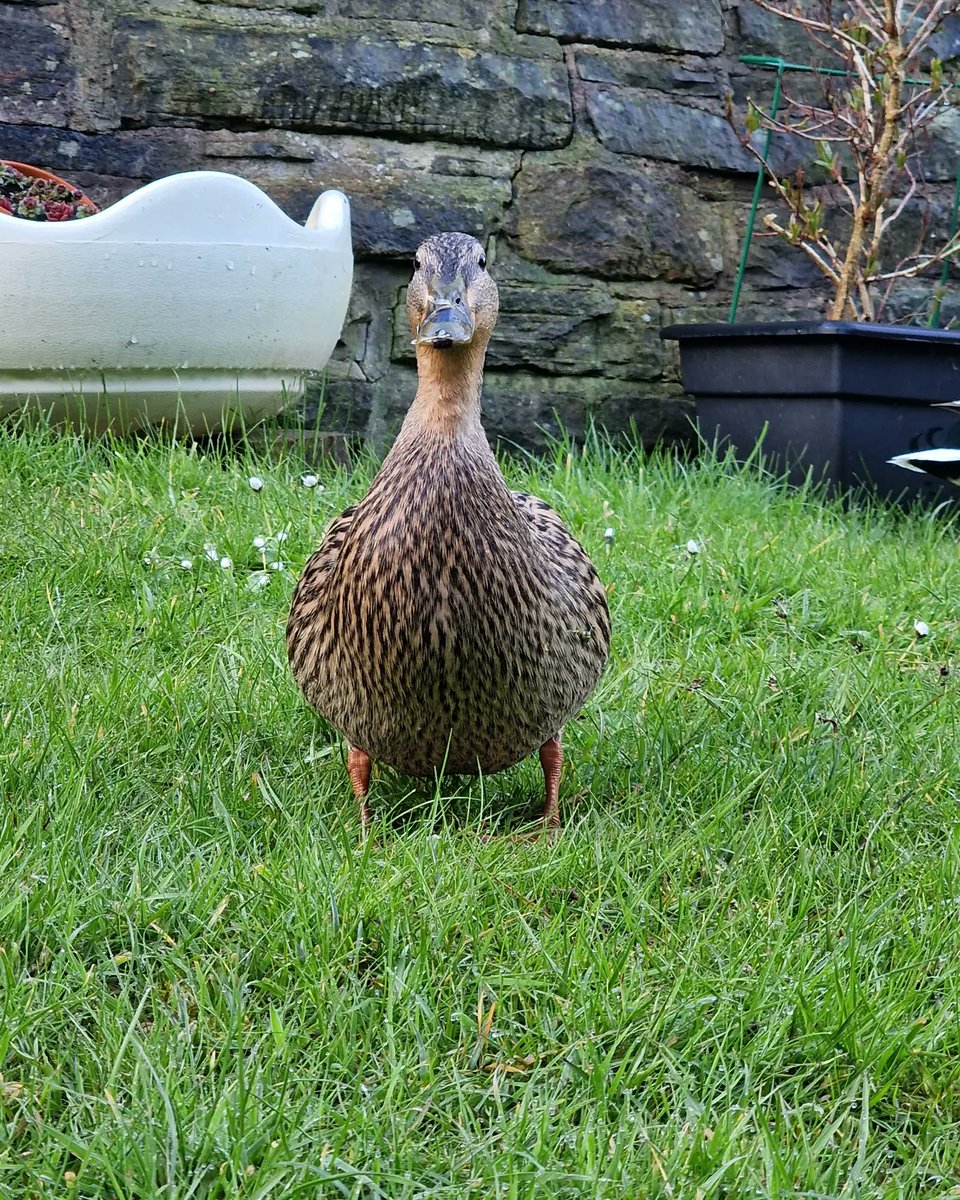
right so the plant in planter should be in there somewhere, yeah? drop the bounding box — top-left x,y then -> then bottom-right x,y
0,160 -> 99,220
662,0 -> 960,502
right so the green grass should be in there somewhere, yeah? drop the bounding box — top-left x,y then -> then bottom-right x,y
3,423 -> 960,1199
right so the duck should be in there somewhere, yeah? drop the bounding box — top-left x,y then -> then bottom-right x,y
888,448 -> 960,485
286,232 -> 611,831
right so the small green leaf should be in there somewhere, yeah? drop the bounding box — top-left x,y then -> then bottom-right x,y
745,103 -> 762,135
270,1005 -> 287,1050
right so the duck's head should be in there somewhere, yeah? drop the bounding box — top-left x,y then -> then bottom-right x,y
407,232 -> 498,355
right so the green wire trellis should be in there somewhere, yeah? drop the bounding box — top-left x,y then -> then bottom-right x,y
728,53 -> 960,328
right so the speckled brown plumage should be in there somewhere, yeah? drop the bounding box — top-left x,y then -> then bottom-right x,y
287,232 -> 610,825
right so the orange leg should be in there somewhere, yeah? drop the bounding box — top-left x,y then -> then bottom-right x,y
347,747 -> 372,830
539,736 -> 563,830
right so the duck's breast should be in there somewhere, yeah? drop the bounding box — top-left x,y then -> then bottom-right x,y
289,446 -> 609,776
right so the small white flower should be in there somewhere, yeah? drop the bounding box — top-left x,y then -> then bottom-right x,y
253,535 -> 266,550
203,542 -> 219,562
300,473 -> 319,489
604,527 -> 615,544
686,539 -> 700,555
142,548 -> 161,568
276,530 -> 289,543
219,556 -> 233,570
248,476 -> 264,492
914,619 -> 930,638
180,558 -> 193,571
246,571 -> 270,592
269,560 -> 285,571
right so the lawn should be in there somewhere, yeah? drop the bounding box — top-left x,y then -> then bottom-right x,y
3,424 -> 960,1198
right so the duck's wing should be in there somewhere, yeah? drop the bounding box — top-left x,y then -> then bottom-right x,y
286,503 -> 356,667
511,491 -> 611,652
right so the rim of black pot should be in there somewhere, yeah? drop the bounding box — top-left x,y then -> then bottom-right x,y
660,319 -> 960,343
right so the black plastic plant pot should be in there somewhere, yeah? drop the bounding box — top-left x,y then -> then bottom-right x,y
660,320 -> 960,504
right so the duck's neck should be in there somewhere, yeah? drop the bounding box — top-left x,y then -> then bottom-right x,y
400,341 -> 488,443
374,336 -> 516,513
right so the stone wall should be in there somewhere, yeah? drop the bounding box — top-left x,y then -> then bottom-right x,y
2,0 -> 958,448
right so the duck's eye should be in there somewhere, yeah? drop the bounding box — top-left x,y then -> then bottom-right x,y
478,254 -> 486,269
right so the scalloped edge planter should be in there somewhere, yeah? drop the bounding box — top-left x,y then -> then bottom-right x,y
0,170 -> 353,434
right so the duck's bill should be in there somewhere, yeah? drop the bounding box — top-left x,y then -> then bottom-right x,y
415,304 -> 475,349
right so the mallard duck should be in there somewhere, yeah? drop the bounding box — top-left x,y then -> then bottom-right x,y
286,232 -> 610,830
888,448 -> 960,485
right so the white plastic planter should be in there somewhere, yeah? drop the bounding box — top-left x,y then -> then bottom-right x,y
0,170 -> 353,434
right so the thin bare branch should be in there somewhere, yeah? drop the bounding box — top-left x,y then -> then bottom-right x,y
749,0 -> 893,56
871,238 -> 960,281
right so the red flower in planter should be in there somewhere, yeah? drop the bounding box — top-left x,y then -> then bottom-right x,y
43,200 -> 77,221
